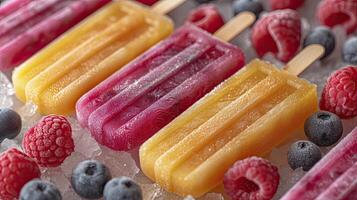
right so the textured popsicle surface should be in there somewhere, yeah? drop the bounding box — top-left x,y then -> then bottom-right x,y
12,0 -> 173,115
76,24 -> 245,151
282,127 -> 357,200
140,59 -> 318,197
0,0 -> 110,70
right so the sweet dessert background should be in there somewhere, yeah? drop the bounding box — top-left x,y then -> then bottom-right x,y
0,0 -> 356,199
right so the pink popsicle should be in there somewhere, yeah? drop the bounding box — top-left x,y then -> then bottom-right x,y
76,24 -> 245,151
282,127 -> 357,200
0,0 -> 110,70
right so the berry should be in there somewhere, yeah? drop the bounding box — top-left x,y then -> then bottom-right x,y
19,179 -> 62,200
317,0 -> 357,34
342,37 -> 357,65
0,148 -> 41,200
233,0 -> 264,18
223,157 -> 280,200
194,0 -> 214,4
251,9 -> 302,62
104,177 -> 142,200
288,140 -> 322,171
304,111 -> 343,146
0,108 -> 22,142
71,160 -> 111,199
320,66 -> 357,119
270,0 -> 305,10
136,0 -> 157,6
22,115 -> 74,167
303,26 -> 336,59
186,4 -> 224,34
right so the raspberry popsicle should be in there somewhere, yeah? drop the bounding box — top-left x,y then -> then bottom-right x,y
139,44 -> 324,197
282,127 -> 357,200
13,0 -> 185,115
0,0 -> 110,70
76,12 -> 256,151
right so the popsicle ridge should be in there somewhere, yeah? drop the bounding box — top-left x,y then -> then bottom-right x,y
140,59 -> 318,197
77,24 -> 244,150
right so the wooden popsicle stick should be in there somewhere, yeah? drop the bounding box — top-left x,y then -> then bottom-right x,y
152,0 -> 187,15
284,44 -> 325,76
214,12 -> 256,42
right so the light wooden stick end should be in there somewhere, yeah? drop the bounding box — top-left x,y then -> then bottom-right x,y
152,0 -> 186,15
284,44 -> 325,76
214,12 -> 256,42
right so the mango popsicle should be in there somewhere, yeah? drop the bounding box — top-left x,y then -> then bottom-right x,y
139,45 -> 324,197
0,0 -> 110,70
12,0 -> 180,115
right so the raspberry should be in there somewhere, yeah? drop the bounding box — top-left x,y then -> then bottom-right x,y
320,66 -> 357,119
224,157 -> 280,200
136,0 -> 158,6
0,148 -> 40,200
23,115 -> 75,167
270,0 -> 305,10
317,0 -> 357,34
186,4 -> 225,34
251,9 -> 302,62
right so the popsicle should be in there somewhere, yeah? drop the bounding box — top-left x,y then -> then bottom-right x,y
282,127 -> 357,200
12,0 -> 185,115
76,12 -> 256,151
0,0 -> 110,70
139,45 -> 325,197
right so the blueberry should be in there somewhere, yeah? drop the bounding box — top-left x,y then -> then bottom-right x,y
19,179 -> 62,200
342,37 -> 357,65
304,111 -> 343,146
71,160 -> 111,199
288,140 -> 322,171
194,0 -> 213,4
0,108 -> 22,142
303,26 -> 336,59
104,177 -> 142,200
233,0 -> 264,18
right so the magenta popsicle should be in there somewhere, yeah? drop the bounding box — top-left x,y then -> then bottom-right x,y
0,0 -> 110,70
282,127 -> 357,200
76,24 -> 245,151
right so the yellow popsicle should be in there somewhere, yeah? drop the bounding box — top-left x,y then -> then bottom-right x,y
140,59 -> 318,197
13,0 -> 173,115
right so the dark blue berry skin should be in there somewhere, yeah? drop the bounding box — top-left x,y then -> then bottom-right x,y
303,26 -> 336,59
288,140 -> 322,171
0,108 -> 22,142
304,111 -> 343,146
233,0 -> 264,18
195,0 -> 213,4
71,160 -> 111,199
104,177 -> 142,200
342,37 -> 357,65
19,179 -> 62,200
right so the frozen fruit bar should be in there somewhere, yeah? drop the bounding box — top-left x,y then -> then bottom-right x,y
282,127 -> 357,200
140,59 -> 318,197
76,24 -> 245,151
0,0 -> 110,70
12,0 -> 173,115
